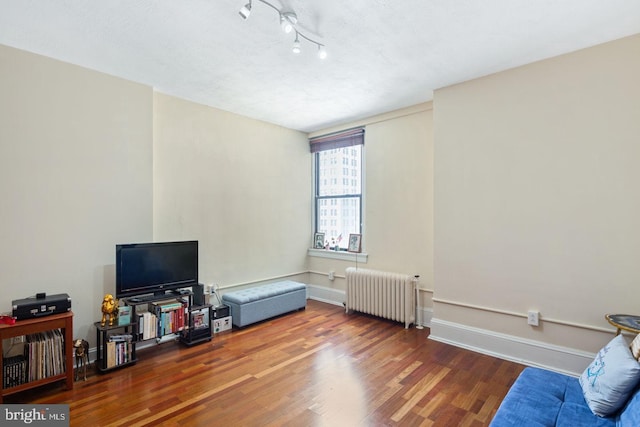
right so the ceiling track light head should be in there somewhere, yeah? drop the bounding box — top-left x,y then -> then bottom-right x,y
239,1 -> 252,19
280,12 -> 297,33
317,44 -> 327,59
292,34 -> 301,54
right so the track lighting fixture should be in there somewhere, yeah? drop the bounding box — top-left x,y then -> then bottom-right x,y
239,1 -> 251,19
238,0 -> 326,59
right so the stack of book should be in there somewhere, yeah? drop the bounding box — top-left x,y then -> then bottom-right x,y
106,334 -> 133,368
3,355 -> 27,388
23,329 -> 65,382
138,311 -> 157,340
149,299 -> 188,338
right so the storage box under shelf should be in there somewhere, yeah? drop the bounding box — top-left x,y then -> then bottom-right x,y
213,316 -> 232,334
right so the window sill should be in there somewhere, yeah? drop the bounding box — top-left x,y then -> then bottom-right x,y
307,248 -> 368,263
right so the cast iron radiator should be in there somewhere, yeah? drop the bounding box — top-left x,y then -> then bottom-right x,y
345,267 -> 416,328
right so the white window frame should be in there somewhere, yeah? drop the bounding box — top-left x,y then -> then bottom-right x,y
308,142 -> 367,262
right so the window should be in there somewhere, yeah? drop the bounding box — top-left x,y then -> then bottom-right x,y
310,128 -> 364,250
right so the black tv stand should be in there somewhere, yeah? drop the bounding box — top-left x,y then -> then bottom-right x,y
125,291 -> 188,304
96,289 -> 212,373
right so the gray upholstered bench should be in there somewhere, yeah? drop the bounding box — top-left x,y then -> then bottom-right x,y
221,281 -> 307,327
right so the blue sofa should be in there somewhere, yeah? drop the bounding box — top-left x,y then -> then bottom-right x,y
490,367 -> 640,426
221,281 -> 306,327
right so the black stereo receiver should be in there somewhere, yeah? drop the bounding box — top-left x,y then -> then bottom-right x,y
12,293 -> 72,320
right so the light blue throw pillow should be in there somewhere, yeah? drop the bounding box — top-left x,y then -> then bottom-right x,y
579,334 -> 640,417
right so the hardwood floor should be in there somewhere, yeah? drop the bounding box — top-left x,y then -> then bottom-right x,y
8,300 -> 524,426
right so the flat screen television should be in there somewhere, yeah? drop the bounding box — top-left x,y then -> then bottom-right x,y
115,240 -> 198,299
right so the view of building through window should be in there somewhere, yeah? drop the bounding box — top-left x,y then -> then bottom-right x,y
315,145 -> 362,250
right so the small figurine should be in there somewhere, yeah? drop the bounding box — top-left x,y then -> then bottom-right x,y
73,339 -> 89,381
100,294 -> 118,326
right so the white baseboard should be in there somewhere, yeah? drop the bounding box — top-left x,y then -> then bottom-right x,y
429,318 -> 594,376
306,284 -> 434,330
416,307 -> 433,329
88,300 -> 590,376
306,284 -> 345,307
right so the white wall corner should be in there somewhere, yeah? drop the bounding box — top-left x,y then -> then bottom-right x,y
416,307 -> 433,329
307,284 -> 346,307
429,318 -> 594,376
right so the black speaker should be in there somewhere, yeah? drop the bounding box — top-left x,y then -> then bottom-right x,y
192,283 -> 205,306
212,304 -> 230,319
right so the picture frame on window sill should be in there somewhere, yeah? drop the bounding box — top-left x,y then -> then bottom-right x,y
314,232 -> 326,249
348,234 -> 362,253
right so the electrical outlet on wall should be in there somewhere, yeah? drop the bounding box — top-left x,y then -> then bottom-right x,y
527,310 -> 540,326
328,271 -> 335,281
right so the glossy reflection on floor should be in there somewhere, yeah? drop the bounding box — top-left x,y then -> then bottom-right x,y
309,348 -> 367,426
12,300 -> 523,426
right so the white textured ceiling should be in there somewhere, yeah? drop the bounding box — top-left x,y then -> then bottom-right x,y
1,0 -> 639,132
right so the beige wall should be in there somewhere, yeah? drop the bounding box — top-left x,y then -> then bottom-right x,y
152,93 -> 311,288
306,104 -> 434,306
433,34 -> 640,358
0,45 -> 311,345
0,45 -> 153,344
5,30 -> 634,373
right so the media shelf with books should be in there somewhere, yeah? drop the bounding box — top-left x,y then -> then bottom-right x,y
94,320 -> 137,373
127,293 -> 190,344
0,312 -> 74,403
3,330 -> 66,388
181,304 -> 212,346
95,290 -> 216,372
